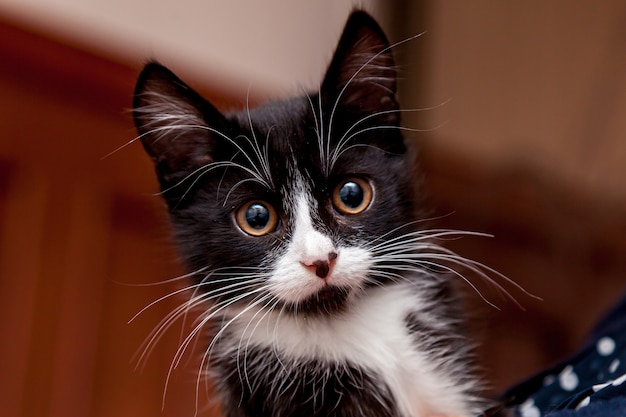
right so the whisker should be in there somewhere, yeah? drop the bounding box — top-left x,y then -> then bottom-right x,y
222,177 -> 267,206
325,32 -> 425,166
420,252 -> 536,307
100,137 -> 139,160
368,225 -> 539,309
162,159 -> 266,198
129,270 -> 266,323
245,88 -> 274,188
156,286 -> 270,415
330,123 -> 447,166
301,87 -> 326,173
134,291 -> 209,372
363,219 -> 463,249
136,124 -> 271,193
262,126 -> 274,184
269,302 -> 291,383
367,228 -> 492,252
132,267 -> 270,367
383,237 -> 536,302
134,277 -> 265,372
193,290 -> 274,416
329,102 -> 451,168
176,287 -> 267,371
117,266 -> 211,288
237,294 -> 282,395
376,259 -> 500,310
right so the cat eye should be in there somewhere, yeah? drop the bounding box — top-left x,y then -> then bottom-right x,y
235,201 -> 279,236
332,177 -> 373,215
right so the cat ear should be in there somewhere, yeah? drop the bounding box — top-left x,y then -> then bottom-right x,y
321,11 -> 399,124
133,62 -> 225,185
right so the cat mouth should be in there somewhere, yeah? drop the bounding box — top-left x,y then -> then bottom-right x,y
285,285 -> 351,316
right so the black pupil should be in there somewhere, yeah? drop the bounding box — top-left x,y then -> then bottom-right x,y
339,181 -> 364,208
245,203 -> 271,229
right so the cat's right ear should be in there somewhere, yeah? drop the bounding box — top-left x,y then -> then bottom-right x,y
133,62 -> 225,186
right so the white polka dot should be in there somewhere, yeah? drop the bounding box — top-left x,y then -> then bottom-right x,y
592,381 -> 611,392
575,396 -> 591,410
612,372 -> 626,386
609,359 -> 620,373
559,365 -> 579,391
519,398 -> 541,417
597,336 -> 616,356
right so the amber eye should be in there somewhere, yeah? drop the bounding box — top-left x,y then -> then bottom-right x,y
332,177 -> 373,215
235,201 -> 278,236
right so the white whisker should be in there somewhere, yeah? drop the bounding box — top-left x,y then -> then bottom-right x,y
119,266 -> 211,288
193,290 -> 274,416
330,123 -> 447,168
245,89 -> 274,188
301,88 -> 325,173
332,105 -> 446,157
138,123 -> 271,192
237,295 -> 282,395
325,33 -> 425,167
133,276 -> 266,372
368,225 -> 538,309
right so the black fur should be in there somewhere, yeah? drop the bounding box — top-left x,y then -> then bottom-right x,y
133,11 -> 417,310
211,344 -> 400,417
133,10 -> 506,417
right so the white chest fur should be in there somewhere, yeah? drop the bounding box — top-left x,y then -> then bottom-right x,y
225,282 -> 475,417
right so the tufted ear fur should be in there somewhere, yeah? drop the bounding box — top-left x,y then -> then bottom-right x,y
321,11 -> 399,126
133,62 -> 227,187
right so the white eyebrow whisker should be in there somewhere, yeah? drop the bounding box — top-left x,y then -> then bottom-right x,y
325,32 -> 425,170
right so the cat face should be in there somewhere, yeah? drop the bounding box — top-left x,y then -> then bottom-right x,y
133,12 -> 421,316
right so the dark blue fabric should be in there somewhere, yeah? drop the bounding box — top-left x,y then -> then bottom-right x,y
541,397 -> 626,417
503,293 -> 626,417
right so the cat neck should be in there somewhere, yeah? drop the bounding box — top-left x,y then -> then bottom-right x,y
217,281 -> 479,417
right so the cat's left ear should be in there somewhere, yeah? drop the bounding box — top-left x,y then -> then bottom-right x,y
133,62 -> 227,189
321,11 -> 399,125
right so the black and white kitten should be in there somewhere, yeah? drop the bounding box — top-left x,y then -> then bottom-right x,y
133,11 -> 502,417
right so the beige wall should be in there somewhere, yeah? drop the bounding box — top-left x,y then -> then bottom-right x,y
4,0 -> 622,203
401,1 -> 626,205
0,0 -> 385,95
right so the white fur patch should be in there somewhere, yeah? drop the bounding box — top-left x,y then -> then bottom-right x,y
227,282 -> 474,417
268,193 -> 372,303
227,189 -> 475,416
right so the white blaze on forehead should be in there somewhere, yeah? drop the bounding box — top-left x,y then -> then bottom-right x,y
267,191 -> 335,303
291,194 -> 336,265
268,178 -> 373,304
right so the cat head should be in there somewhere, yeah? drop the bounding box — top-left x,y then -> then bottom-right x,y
133,11 -> 422,316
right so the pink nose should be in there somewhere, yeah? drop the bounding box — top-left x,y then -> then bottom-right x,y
304,252 -> 338,279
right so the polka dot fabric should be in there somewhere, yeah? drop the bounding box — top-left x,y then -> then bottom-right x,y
503,293 -> 626,417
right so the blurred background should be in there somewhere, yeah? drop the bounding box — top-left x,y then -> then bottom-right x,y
1,1 -> 625,416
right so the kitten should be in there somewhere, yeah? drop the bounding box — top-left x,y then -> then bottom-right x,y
133,10 -> 504,417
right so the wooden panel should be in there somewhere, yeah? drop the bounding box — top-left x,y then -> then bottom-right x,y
0,167 -> 48,417
47,178 -> 110,417
0,16 -> 229,417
